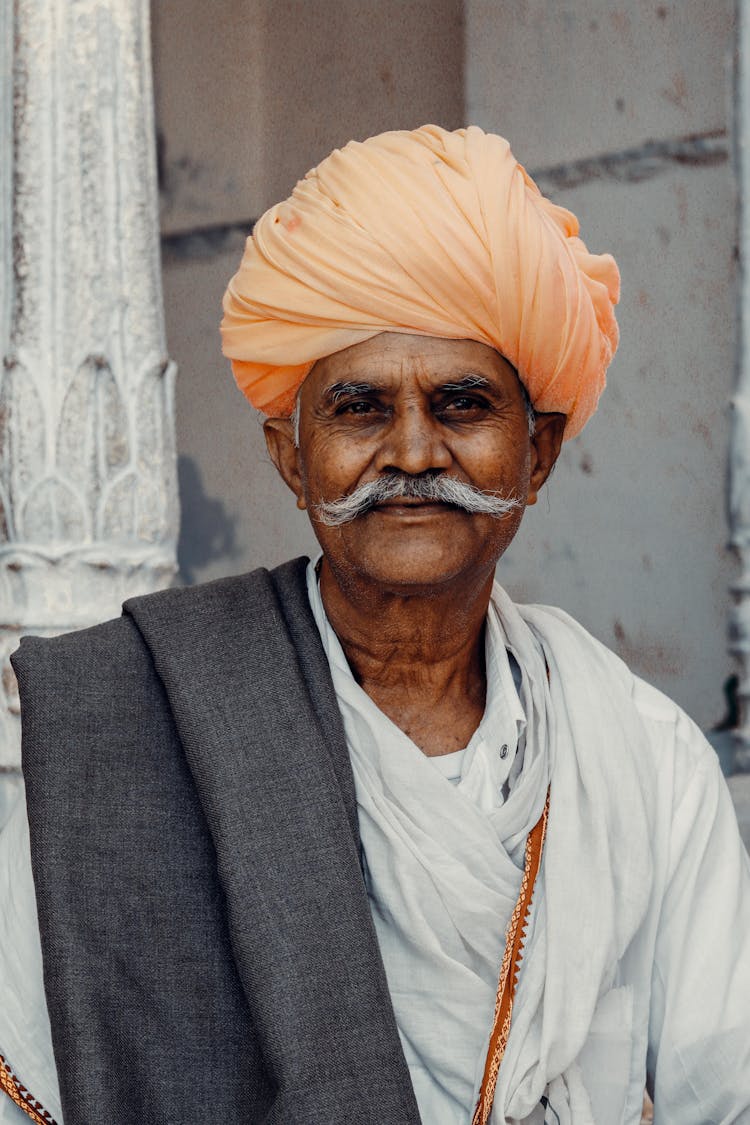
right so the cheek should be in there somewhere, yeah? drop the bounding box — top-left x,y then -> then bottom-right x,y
472,438 -> 531,496
299,435 -> 375,502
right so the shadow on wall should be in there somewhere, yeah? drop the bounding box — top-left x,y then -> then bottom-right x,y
177,455 -> 238,585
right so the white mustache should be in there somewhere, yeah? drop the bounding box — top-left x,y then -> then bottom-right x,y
315,473 -> 522,527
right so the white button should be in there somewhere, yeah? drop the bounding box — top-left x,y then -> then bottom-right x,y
500,744 -> 509,759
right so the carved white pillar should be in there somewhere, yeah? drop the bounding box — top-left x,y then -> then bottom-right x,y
730,0 -> 750,772
0,0 -> 178,785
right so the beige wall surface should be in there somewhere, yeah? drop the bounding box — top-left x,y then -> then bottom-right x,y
153,0 -> 266,234
466,0 -> 732,168
154,0 -> 463,230
259,0 -> 464,205
155,0 -> 737,730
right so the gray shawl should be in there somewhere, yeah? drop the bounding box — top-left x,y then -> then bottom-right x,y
11,557 -> 420,1125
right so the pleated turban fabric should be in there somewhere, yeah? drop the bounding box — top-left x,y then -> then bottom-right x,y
221,125 -> 620,439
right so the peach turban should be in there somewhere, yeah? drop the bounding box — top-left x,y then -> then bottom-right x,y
221,124 -> 620,439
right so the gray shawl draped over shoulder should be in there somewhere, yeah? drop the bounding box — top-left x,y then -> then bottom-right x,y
11,557 -> 421,1125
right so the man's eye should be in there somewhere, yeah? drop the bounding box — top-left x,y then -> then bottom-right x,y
440,395 -> 487,413
338,399 -> 376,415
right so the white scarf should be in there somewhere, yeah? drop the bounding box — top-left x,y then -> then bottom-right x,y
308,569 -> 655,1124
496,596 -> 655,1124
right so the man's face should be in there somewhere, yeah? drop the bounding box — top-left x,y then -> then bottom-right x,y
265,333 -> 564,594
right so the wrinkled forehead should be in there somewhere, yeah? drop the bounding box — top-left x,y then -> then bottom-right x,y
300,332 -> 524,406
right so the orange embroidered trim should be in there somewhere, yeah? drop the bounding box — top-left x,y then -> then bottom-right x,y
471,786 -> 551,1125
0,1053 -> 59,1125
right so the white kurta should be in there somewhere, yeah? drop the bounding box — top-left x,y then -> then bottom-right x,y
307,564 -> 540,1124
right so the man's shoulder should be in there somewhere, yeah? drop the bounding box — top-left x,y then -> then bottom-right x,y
11,610 -> 143,686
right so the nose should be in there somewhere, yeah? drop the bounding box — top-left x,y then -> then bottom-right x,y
373,403 -> 453,476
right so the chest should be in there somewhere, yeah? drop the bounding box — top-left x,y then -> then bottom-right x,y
359,683 -> 487,755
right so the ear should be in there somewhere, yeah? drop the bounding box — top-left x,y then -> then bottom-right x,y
263,417 -> 307,510
526,412 -> 566,505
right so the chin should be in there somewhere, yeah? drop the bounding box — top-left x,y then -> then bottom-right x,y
315,509 -> 524,596
335,537 -> 503,595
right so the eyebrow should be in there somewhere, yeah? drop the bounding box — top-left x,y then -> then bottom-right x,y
323,373 -> 493,406
439,375 -> 492,393
324,381 -> 382,405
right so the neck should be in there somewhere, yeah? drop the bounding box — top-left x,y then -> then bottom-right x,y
318,559 -> 495,754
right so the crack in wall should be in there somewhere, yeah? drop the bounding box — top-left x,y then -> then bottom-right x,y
530,130 -> 728,195
161,221 -> 249,263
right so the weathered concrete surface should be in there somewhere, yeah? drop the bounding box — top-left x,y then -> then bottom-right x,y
466,0 -> 734,169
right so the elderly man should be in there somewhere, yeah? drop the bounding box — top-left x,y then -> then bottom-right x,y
2,125 -> 750,1125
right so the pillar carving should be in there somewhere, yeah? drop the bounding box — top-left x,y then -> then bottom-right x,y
730,0 -> 750,772
0,0 -> 178,776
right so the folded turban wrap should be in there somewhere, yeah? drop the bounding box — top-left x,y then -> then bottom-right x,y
221,124 -> 620,439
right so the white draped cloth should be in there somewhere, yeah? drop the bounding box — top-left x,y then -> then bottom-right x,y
307,564 -> 750,1125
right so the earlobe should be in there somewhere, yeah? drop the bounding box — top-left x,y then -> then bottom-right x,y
526,412 -> 566,505
263,417 -> 306,508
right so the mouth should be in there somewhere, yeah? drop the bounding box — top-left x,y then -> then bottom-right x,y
370,499 -> 455,514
